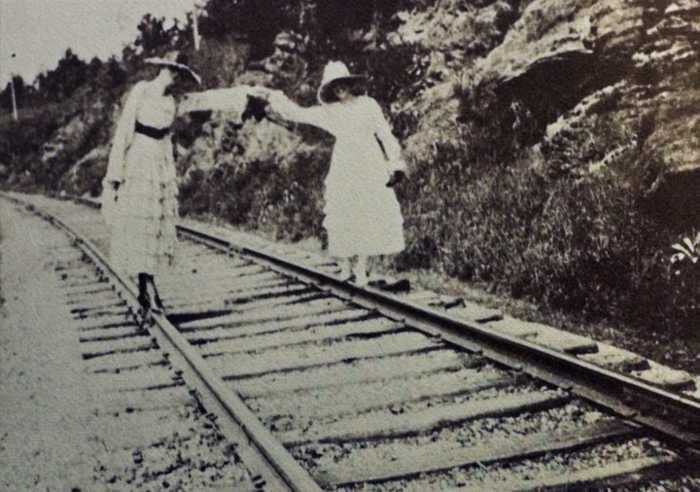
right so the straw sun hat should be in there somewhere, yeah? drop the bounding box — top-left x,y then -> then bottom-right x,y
317,61 -> 366,103
145,51 -> 202,85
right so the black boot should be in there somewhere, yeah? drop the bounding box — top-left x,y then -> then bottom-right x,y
137,272 -> 151,310
135,272 -> 152,331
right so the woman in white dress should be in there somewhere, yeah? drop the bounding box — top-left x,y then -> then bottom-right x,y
101,52 -> 201,314
264,61 -> 407,286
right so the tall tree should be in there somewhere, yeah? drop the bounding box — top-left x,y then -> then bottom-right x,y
200,0 -> 300,58
41,49 -> 88,101
134,14 -> 172,55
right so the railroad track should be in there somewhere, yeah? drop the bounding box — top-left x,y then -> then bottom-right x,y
3,191 -> 700,491
0,198 -> 281,490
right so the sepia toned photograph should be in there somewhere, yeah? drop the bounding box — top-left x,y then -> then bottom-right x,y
1,0 -> 700,490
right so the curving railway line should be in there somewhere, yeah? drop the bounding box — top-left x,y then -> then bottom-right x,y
2,191 -> 700,491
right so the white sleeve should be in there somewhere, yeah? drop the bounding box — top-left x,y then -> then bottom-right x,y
103,82 -> 145,183
179,86 -> 252,121
268,91 -> 331,131
370,97 -> 406,172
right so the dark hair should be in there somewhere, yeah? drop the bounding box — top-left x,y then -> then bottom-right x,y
164,66 -> 191,86
165,67 -> 182,79
334,80 -> 365,97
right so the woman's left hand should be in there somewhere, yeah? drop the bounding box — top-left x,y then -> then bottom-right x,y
386,170 -> 406,188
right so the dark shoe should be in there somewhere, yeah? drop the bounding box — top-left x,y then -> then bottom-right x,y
137,291 -> 151,311
386,278 -> 410,293
370,277 -> 411,293
137,273 -> 150,309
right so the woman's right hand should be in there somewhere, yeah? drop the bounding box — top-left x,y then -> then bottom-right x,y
102,179 -> 121,200
101,180 -> 120,224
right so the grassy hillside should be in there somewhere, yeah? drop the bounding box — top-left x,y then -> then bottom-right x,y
1,0 -> 699,340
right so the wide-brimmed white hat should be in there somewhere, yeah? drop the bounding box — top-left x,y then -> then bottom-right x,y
145,51 -> 201,85
317,61 -> 365,103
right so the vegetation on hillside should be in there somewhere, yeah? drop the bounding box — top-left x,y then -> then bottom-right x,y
1,0 -> 698,339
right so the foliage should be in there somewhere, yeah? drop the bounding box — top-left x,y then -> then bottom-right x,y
39,49 -> 91,102
2,0 -> 698,340
665,233 -> 700,329
179,126 -> 329,241
0,76 -> 27,113
671,234 -> 700,268
395,149 -> 693,329
188,38 -> 249,90
200,0 -> 298,58
134,14 -> 174,55
198,0 -> 411,63
0,102 -> 70,191
94,56 -> 128,92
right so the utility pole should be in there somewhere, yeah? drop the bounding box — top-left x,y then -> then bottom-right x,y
9,53 -> 18,121
9,78 -> 18,121
36,64 -> 45,92
192,1 -> 201,51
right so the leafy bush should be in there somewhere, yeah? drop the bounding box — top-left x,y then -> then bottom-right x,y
0,102 -> 71,190
179,122 -> 330,242
395,152 -> 685,326
665,233 -> 700,333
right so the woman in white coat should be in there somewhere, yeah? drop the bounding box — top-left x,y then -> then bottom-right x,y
265,61 -> 407,286
102,52 -> 201,314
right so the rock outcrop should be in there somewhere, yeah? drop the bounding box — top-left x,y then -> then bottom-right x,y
467,0 -> 700,179
39,97 -> 113,191
60,146 -> 109,196
9,0 -> 699,207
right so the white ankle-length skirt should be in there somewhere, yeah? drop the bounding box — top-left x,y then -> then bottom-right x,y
322,141 -> 405,258
107,133 -> 178,276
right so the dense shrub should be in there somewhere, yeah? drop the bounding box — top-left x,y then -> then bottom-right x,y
395,152 -> 695,328
0,103 -> 71,191
179,125 -> 330,242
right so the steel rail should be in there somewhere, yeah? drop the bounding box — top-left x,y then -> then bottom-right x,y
1,193 -> 323,492
175,222 -> 700,454
25,193 -> 700,451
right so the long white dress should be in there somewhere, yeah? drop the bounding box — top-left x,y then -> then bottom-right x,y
102,81 -> 178,276
272,94 -> 407,257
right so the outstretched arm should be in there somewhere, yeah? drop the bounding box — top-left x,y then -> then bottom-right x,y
265,90 -> 331,131
178,86 -> 254,117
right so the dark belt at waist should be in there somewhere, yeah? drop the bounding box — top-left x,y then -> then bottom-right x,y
135,120 -> 171,140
